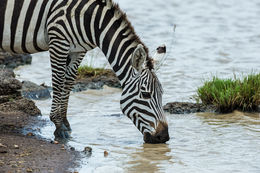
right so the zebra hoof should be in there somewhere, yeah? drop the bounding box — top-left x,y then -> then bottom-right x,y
54,124 -> 70,139
65,125 -> 72,132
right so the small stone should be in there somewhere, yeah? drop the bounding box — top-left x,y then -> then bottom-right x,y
61,144 -> 65,150
83,146 -> 92,157
83,146 -> 92,153
54,141 -> 59,144
0,160 -> 4,166
12,164 -> 18,168
0,143 -> 7,148
26,168 -> 33,172
104,150 -> 108,157
0,149 -> 8,153
14,145 -> 19,149
26,132 -> 34,136
9,161 -> 16,164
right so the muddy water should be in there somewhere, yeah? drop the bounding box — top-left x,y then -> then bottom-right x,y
14,0 -> 260,172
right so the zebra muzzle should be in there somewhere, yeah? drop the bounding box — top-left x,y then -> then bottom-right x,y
143,122 -> 169,144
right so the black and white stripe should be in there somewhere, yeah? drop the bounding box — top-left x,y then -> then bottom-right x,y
0,0 -> 169,143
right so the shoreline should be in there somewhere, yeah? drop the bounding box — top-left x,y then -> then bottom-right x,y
0,67 -> 81,173
0,112 -> 81,173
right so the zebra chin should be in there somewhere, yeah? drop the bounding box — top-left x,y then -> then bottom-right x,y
143,122 -> 170,144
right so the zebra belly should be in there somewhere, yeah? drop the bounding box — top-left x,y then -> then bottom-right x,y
1,27 -> 49,54
0,0 -> 51,54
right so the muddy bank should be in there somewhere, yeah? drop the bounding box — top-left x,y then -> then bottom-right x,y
21,81 -> 51,100
74,69 -> 121,92
19,68 -> 121,96
0,69 -> 80,173
163,102 -> 217,114
0,133 -> 80,173
0,52 -> 32,69
163,102 -> 260,114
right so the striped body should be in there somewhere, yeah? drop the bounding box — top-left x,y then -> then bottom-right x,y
0,0 -> 169,143
0,0 -> 49,53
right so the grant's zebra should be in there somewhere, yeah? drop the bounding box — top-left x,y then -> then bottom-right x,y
0,0 -> 169,143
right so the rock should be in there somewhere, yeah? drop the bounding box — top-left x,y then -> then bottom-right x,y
21,81 -> 51,100
74,69 -> 121,92
0,94 -> 20,104
14,144 -> 19,149
0,143 -> 7,148
83,146 -> 92,153
0,98 -> 41,116
83,146 -> 92,157
0,68 -> 15,78
0,143 -> 8,153
26,168 -> 33,172
26,132 -> 35,136
0,51 -> 32,69
163,102 -> 217,114
54,141 -> 59,144
0,69 -> 22,96
0,150 -> 8,153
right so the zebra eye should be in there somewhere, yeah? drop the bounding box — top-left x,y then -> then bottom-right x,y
141,92 -> 151,99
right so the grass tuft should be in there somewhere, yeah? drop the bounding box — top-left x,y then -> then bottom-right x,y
197,73 -> 260,113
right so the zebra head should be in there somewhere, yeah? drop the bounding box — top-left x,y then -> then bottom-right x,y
120,44 -> 169,143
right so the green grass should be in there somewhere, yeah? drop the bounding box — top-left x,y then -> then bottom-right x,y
77,65 -> 106,79
196,73 -> 260,113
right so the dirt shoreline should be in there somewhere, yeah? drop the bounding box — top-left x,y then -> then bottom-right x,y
0,109 -> 82,173
0,68 -> 81,173
0,112 -> 81,173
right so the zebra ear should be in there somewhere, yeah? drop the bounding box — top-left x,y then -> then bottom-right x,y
131,44 -> 147,73
153,45 -> 166,71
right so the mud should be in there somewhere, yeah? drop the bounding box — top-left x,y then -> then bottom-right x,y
0,69 -> 81,173
0,133 -> 80,173
73,69 -> 121,92
163,102 -> 260,114
163,102 -> 217,114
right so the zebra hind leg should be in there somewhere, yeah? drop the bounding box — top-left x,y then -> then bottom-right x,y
60,52 -> 85,132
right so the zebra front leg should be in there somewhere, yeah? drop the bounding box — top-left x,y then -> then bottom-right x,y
49,41 -> 71,139
60,52 -> 85,132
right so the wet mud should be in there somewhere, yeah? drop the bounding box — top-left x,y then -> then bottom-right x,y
74,69 -> 121,92
0,68 -> 80,173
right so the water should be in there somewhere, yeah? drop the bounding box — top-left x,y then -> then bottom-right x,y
14,0 -> 260,172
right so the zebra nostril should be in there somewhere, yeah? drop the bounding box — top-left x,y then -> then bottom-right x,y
156,135 -> 162,141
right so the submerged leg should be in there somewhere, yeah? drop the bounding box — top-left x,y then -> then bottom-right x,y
48,39 -> 70,139
60,52 -> 85,131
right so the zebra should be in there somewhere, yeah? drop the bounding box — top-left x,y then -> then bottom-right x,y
0,0 -> 170,143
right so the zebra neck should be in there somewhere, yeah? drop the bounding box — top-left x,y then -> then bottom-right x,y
101,39 -> 140,88
79,0 -> 148,87
92,3 -> 147,87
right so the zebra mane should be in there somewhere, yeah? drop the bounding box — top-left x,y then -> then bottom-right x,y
106,0 -> 154,70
